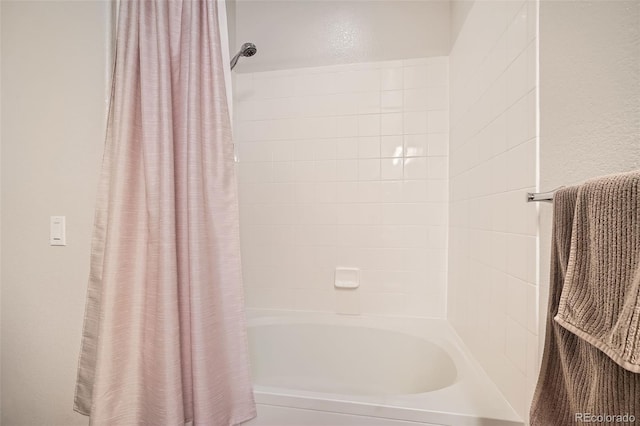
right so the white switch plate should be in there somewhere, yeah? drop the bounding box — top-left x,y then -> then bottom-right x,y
50,216 -> 66,246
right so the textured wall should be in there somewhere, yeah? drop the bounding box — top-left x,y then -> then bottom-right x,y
448,0 -> 538,417
1,1 -> 110,424
234,58 -> 450,317
538,0 -> 640,356
233,0 -> 450,73
226,0 -> 237,60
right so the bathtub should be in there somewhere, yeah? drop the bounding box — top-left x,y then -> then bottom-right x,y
244,310 -> 523,426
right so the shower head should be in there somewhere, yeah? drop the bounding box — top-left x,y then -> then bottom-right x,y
241,42 -> 257,57
230,42 -> 257,70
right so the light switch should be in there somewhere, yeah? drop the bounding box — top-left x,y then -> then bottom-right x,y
50,216 -> 66,246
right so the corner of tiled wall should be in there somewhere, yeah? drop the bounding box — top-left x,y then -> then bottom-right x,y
449,0 -> 538,419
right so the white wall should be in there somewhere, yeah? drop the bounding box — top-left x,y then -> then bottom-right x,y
538,0 -> 640,354
226,0 -> 237,60
234,58 -> 450,317
233,0 -> 450,73
450,0 -> 473,46
448,0 -> 538,417
1,1 -> 110,424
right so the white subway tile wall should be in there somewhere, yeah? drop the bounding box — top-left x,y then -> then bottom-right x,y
449,0 -> 537,419
234,58 -> 449,318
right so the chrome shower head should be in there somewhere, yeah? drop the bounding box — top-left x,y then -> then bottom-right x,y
241,42 -> 257,57
230,42 -> 257,70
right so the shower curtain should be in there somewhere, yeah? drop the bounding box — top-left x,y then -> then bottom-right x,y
73,1 -> 256,425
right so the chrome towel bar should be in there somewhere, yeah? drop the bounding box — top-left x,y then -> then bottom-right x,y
526,187 -> 564,203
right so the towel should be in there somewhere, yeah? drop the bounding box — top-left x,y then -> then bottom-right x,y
555,170 -> 640,372
530,185 -> 640,426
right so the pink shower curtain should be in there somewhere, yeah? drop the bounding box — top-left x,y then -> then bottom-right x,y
73,1 -> 256,425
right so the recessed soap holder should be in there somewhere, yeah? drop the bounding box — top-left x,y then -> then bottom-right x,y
334,267 -> 360,289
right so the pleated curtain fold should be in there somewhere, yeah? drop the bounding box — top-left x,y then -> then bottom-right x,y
74,1 -> 256,424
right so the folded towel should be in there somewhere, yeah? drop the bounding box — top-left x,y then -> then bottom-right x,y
530,186 -> 640,425
555,170 -> 640,372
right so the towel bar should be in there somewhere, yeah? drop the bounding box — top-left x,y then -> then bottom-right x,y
526,187 -> 564,203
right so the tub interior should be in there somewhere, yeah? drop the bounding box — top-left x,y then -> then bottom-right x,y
248,323 -> 458,396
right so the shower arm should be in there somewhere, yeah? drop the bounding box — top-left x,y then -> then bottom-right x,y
230,42 -> 257,70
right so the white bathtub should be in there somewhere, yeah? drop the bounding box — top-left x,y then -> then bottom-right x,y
244,310 -> 523,426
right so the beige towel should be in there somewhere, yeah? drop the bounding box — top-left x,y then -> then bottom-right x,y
530,186 -> 640,426
555,170 -> 640,372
